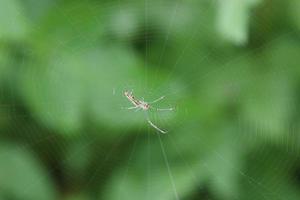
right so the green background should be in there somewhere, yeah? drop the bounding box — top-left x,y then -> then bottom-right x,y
1,0 -> 300,199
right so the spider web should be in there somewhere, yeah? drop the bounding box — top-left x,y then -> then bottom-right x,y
0,0 -> 300,200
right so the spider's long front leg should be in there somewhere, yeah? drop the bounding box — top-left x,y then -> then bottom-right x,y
149,96 -> 165,104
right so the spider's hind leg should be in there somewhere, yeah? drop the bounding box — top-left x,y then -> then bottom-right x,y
146,117 -> 167,134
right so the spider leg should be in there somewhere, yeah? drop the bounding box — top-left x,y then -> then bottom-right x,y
156,108 -> 174,111
151,106 -> 174,112
135,107 -> 142,112
122,106 -> 138,110
149,96 -> 165,104
146,117 -> 167,134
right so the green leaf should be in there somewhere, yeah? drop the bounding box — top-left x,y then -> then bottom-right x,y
101,124 -> 244,200
0,0 -> 29,41
242,73 -> 293,139
289,0 -> 300,32
240,39 -> 297,141
217,0 -> 261,45
22,0 -> 54,22
0,143 -> 58,200
241,144 -> 300,200
64,138 -> 93,183
0,47 -> 9,82
101,135 -> 199,200
32,1 -> 105,51
19,1 -> 181,135
266,37 -> 300,77
20,43 -> 180,135
64,193 -> 91,200
20,45 -> 141,134
107,6 -> 140,41
205,135 -> 242,199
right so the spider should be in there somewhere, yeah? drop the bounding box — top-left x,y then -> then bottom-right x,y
124,90 -> 174,134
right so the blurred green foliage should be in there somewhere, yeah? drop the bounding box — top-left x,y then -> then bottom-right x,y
1,0 -> 300,200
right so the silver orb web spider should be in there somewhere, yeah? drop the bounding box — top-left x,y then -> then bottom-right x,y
124,90 -> 174,134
